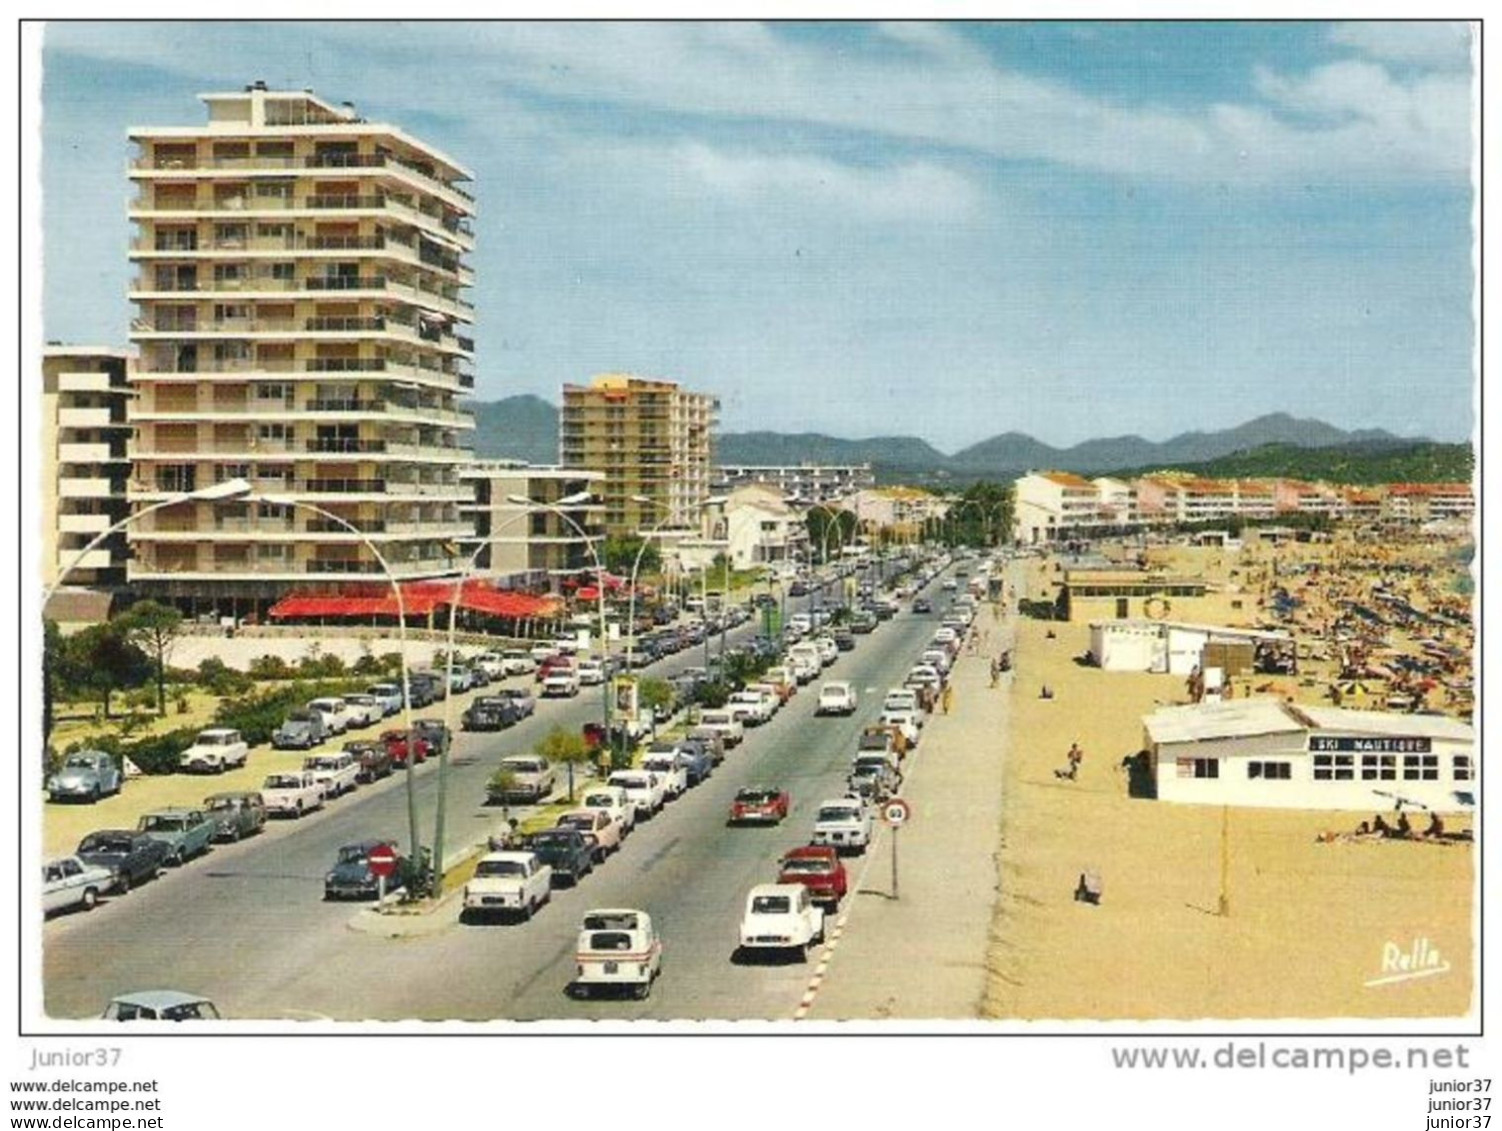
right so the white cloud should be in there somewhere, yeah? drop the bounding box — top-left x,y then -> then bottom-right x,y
1329,21 -> 1474,68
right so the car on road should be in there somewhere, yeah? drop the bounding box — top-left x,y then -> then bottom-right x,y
728,786 -> 790,826
580,786 -> 637,837
649,740 -> 712,787
472,652 -> 506,680
74,830 -> 169,893
832,628 -> 856,652
261,771 -> 326,819
43,856 -> 116,915
878,709 -> 922,748
816,681 -> 858,716
738,883 -> 825,960
814,635 -> 839,665
344,740 -> 394,784
542,664 -> 582,698
487,756 -> 556,804
462,850 -> 553,922
576,657 -> 607,686
462,695 -> 520,732
412,719 -> 451,756
366,683 -> 405,715
640,752 -> 690,801
883,688 -> 921,716
306,697 -> 354,737
273,709 -> 329,751
102,991 -> 221,1021
491,686 -> 537,718
726,689 -> 775,726
557,807 -> 624,859
382,728 -> 431,767
572,909 -> 662,1000
608,769 -> 667,821
46,749 -> 123,803
342,694 -> 387,728
136,807 -> 216,866
810,797 -> 875,854
202,791 -> 266,842
912,597 -> 932,614
303,752 -> 360,799
177,728 -> 250,774
695,709 -> 745,749
324,840 -> 403,900
777,845 -> 849,908
523,827 -> 597,886
848,756 -> 901,803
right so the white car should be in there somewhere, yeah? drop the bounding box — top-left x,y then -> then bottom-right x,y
788,613 -> 813,634
883,688 -> 921,715
463,851 -> 552,921
739,883 -> 825,959
640,753 -> 689,801
260,771 -> 327,819
178,728 -> 249,774
726,690 -> 774,726
608,770 -> 667,820
307,697 -> 353,736
502,650 -> 537,675
810,797 -> 875,853
878,709 -> 922,746
530,642 -> 559,663
365,684 -> 404,715
814,636 -> 839,666
576,658 -> 607,686
817,681 -> 858,715
581,785 -> 637,836
43,856 -> 115,915
341,694 -> 386,728
303,752 -> 359,798
905,665 -> 943,694
472,652 -> 506,679
542,668 -> 581,698
695,709 -> 745,748
920,649 -> 952,675
573,909 -> 662,1000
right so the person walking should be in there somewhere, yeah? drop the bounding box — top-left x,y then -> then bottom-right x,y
989,656 -> 1000,687
1066,742 -> 1084,780
941,683 -> 954,715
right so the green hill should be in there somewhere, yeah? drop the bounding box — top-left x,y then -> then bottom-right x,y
1119,441 -> 1473,485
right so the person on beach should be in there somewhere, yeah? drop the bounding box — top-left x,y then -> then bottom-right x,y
1066,742 -> 1084,779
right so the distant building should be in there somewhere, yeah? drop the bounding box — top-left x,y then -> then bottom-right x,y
457,461 -> 604,582
560,373 -> 718,537
1012,471 -> 1105,544
1384,483 -> 1474,524
1144,699 -> 1474,812
1060,568 -> 1209,622
841,487 -> 945,543
674,483 -> 808,573
712,462 -> 874,505
1273,478 -> 1341,516
42,346 -> 134,606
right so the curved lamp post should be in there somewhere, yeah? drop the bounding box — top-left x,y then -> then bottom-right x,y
625,495 -> 694,671
429,491 -> 595,894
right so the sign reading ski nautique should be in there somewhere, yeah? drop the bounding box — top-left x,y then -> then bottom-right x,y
1308,736 -> 1434,754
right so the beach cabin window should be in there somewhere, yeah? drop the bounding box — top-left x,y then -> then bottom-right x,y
1360,755 -> 1396,781
1247,761 -> 1291,780
1402,755 -> 1439,782
1177,757 -> 1219,779
1313,754 -> 1354,781
1453,755 -> 1473,782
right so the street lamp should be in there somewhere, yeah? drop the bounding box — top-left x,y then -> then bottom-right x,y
625,495 -> 695,671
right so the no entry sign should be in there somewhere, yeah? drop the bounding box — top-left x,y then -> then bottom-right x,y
367,845 -> 399,879
881,798 -> 911,827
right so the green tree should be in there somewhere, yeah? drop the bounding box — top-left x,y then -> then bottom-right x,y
536,725 -> 592,803
603,536 -> 660,576
942,481 -> 1013,547
637,677 -> 675,721
67,622 -> 152,719
805,508 -> 858,563
119,600 -> 184,714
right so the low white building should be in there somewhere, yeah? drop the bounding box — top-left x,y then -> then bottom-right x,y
1089,619 -> 1291,676
673,483 -> 807,572
1144,699 -> 1475,812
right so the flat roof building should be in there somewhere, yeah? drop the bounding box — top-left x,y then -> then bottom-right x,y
457,461 -> 604,584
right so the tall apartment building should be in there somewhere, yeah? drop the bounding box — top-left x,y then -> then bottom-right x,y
559,374 -> 717,537
457,461 -> 605,581
711,462 -> 874,505
42,346 -> 134,597
126,85 -> 476,615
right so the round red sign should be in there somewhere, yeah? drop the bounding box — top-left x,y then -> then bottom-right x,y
367,845 -> 399,878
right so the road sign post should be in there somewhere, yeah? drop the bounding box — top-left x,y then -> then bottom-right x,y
881,799 -> 911,900
368,844 -> 398,909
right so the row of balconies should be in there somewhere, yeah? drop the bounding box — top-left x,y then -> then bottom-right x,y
132,149 -> 475,205
127,552 -> 460,580
132,229 -> 471,283
130,272 -> 471,317
131,392 -> 469,428
130,190 -> 473,246
130,475 -> 468,500
130,313 -> 474,355
133,355 -> 473,390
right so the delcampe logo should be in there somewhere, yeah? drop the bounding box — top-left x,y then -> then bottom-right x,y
1364,938 -> 1451,987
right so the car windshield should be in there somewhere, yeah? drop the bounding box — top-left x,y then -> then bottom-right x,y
859,735 -> 891,750
737,789 -> 777,804
818,806 -> 860,822
782,858 -> 832,875
337,846 -> 372,864
80,836 -> 132,854
307,758 -> 337,770
475,860 -> 526,877
642,759 -> 674,773
138,816 -> 184,832
205,799 -> 235,812
265,776 -> 300,789
160,1002 -> 217,1020
200,734 -> 232,745
751,895 -> 791,914
532,832 -> 570,846
557,815 -> 592,830
582,795 -> 615,808
63,755 -> 98,770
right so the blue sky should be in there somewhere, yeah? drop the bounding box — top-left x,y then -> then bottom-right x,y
36,20 -> 1476,450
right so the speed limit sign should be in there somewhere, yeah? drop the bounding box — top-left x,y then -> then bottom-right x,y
881,798 -> 911,827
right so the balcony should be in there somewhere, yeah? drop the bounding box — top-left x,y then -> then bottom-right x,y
132,152 -> 475,205
58,442 -> 125,463
58,512 -> 113,534
59,478 -> 118,499
56,371 -> 119,394
59,549 -> 115,572
57,407 -> 114,429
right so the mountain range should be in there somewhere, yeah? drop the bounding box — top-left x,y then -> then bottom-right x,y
464,397 -> 1441,482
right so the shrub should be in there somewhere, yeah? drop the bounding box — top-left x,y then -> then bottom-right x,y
248,654 -> 294,680
297,653 -> 347,679
102,726 -> 201,776
196,656 -> 255,696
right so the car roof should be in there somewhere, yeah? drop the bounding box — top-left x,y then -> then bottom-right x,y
479,850 -> 537,864
748,883 -> 804,897
782,845 -> 839,860
109,990 -> 212,1008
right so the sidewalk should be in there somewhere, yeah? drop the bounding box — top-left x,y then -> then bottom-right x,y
802,610 -> 1015,1021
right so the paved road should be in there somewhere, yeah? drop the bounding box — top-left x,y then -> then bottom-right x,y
43,564 -> 947,1021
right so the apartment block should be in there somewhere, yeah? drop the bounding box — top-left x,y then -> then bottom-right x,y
1012,471 -> 1106,544
711,462 -> 874,505
559,373 -> 717,537
42,346 -> 134,594
457,461 -> 605,581
126,85 -> 475,614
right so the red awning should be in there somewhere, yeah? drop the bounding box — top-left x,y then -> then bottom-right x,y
575,586 -> 601,602
269,580 -> 560,621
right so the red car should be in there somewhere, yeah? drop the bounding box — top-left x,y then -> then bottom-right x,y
382,729 -> 431,767
777,845 -> 848,908
728,786 -> 790,825
534,654 -> 570,683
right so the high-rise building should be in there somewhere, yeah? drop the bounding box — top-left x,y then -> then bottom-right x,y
559,374 -> 717,537
711,462 -> 874,505
457,461 -> 605,582
42,346 -> 134,598
125,85 -> 475,616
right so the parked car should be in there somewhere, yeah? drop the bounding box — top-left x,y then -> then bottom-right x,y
366,683 -> 404,715
571,909 -> 662,1000
695,709 -> 745,749
272,709 -> 328,751
640,752 -> 690,801
461,851 -> 553,922
74,830 -> 168,893
607,769 -> 667,821
324,840 -> 403,900
576,658 -> 607,686
177,728 -> 249,774
912,597 -> 932,614
555,808 -> 623,861
102,991 -> 221,1021
462,695 -> 520,732
303,752 -> 360,798
728,786 -> 790,826
472,652 -> 507,679
685,727 -> 728,766
43,856 -> 115,915
202,791 -> 266,842
738,883 -> 825,959
492,686 -> 537,718
487,756 -> 556,804
260,771 -> 326,819
810,797 -> 875,854
447,666 -> 474,695
832,628 -> 857,652
816,681 -> 858,716
307,697 -> 353,736
412,719 -> 451,756
382,728 -> 431,767
726,690 -> 774,726
136,807 -> 216,866
542,666 -> 581,698
46,749 -> 122,803
344,740 -> 394,783
579,786 -> 637,837
523,827 -> 597,886
341,694 -> 386,728
403,676 -> 436,709
777,845 -> 849,908
649,740 -> 712,787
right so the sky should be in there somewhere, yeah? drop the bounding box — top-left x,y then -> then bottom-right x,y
35,20 -> 1477,451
